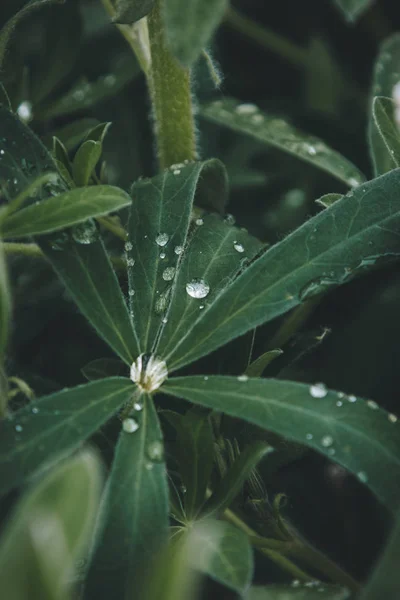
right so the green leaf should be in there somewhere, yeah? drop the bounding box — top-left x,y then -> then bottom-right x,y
202,441 -> 271,517
46,118 -> 100,151
84,396 -> 169,599
0,0 -> 65,70
164,0 -> 228,67
358,509 -> 400,600
0,377 -> 133,498
161,169 -> 400,372
333,0 -> 375,22
201,98 -> 365,187
127,160 -> 232,354
368,34 -> 400,176
315,193 -> 343,209
185,520 -> 253,594
371,96 -> 400,173
247,583 -> 350,599
175,407 -> 215,518
163,376 -> 400,512
0,82 -> 11,110
245,350 -> 283,377
53,137 -> 72,175
0,448 -> 103,600
0,185 -> 131,239
39,231 -> 140,365
0,241 -> 10,364
83,122 -> 112,145
82,358 -> 127,381
113,0 -> 155,24
72,141 -> 102,186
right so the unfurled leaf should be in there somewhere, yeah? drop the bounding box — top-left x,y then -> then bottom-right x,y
161,169 -> 400,372
113,0 -> 155,24
202,441 -> 271,517
201,98 -> 365,187
72,141 -> 102,186
82,358 -> 127,381
369,34 -> 400,175
164,0 -> 229,66
0,449 -> 103,600
47,119 -> 100,151
333,0 -> 375,22
247,583 -> 350,599
0,377 -> 133,497
371,97 -> 400,173
0,185 -> 131,239
84,397 -> 169,599
163,376 -> 400,512
245,350 -> 283,377
358,509 -> 400,600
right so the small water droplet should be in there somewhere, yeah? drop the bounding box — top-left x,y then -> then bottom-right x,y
251,113 -> 264,124
125,242 -> 133,251
306,433 -> 313,440
321,435 -> 333,447
237,374 -> 249,382
233,241 -> 245,253
199,304 -> 205,310
195,218 -> 204,226
0,150 -> 4,155
204,376 -> 209,381
160,252 -> 166,259
128,289 -> 135,297
307,145 -> 317,156
186,279 -> 210,299
133,400 -> 144,411
388,413 -> 398,423
162,267 -> 175,281
156,233 -> 169,247
347,394 -> 357,403
72,220 -> 98,245
174,245 -> 184,255
357,471 -> 368,483
32,407 -> 39,414
123,418 -> 139,433
328,448 -> 336,456
127,258 -> 135,267
17,101 -> 33,123
224,213 -> 235,225
147,440 -> 164,462
15,424 -> 23,432
162,317 -> 168,324
73,89 -> 85,101
367,400 -> 379,410
336,401 -> 343,407
104,74 -> 116,87
309,382 -> 328,398
173,169 -> 181,175
236,103 -> 258,115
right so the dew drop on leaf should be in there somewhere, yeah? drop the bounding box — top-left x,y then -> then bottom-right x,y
162,267 -> 175,281
174,245 -> 184,255
309,382 -> 328,398
15,424 -> 23,432
127,258 -> 135,267
237,374 -> 249,382
233,241 -> 245,253
186,278 -> 210,299
17,101 -> 33,123
147,440 -> 164,463
125,242 -> 133,251
31,406 -> 39,414
122,418 -> 139,433
367,400 -> 379,410
357,471 -> 368,483
195,218 -> 204,226
321,435 -> 333,447
72,220 -> 98,245
156,233 -> 169,247
236,103 -> 258,115
388,413 -> 398,423
224,213 -> 235,225
347,394 -> 357,403
306,433 -> 313,440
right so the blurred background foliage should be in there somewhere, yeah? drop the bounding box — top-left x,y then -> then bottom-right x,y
1,0 -> 400,596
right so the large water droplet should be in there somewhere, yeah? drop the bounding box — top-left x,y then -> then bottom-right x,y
309,382 -> 328,398
147,440 -> 164,462
122,418 -> 139,433
156,233 -> 169,247
162,267 -> 175,281
17,101 -> 33,123
186,279 -> 210,299
72,220 -> 98,245
233,241 -> 245,253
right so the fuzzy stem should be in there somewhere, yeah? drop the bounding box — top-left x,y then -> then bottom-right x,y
147,0 -> 197,169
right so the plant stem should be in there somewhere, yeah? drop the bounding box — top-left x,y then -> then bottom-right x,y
147,0 -> 197,169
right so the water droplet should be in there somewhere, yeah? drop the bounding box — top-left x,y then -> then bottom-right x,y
328,448 -> 336,456
17,101 -> 33,123
237,374 -> 249,382
309,382 -> 328,398
388,413 -> 398,423
199,304 -> 205,310
173,169 -> 181,175
251,113 -> 264,124
128,289 -> 135,297
156,233 -> 169,247
306,433 -> 313,440
127,258 -> 135,267
73,89 -> 85,101
32,407 -> 39,414
224,213 -> 236,226
162,267 -> 175,281
307,145 -> 317,156
0,150 -> 4,155
122,418 -> 139,433
133,400 -> 144,411
104,74 -> 116,87
336,401 -> 343,407
236,103 -> 258,115
357,471 -> 368,483
155,287 -> 171,314
204,376 -> 209,381
147,440 -> 164,462
174,245 -> 184,255
162,317 -> 168,323
347,394 -> 357,403
72,220 -> 98,245
291,580 -> 301,588
15,424 -> 23,432
367,400 -> 379,410
321,435 -> 333,447
145,461 -> 153,470
125,242 -> 133,251
186,279 -> 210,299
233,241 -> 245,253
180,484 -> 187,494
159,252 -> 166,259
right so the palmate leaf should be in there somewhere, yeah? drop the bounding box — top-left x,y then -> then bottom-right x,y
369,34 -> 400,175
200,98 -> 365,187
333,0 -> 375,22
0,377 -> 133,498
0,449 -> 103,600
84,396 -> 169,600
247,583 -> 350,599
0,185 -> 131,239
163,376 -> 400,512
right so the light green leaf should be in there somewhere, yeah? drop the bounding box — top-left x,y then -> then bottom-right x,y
163,376 -> 400,512
0,448 -> 103,600
247,583 -> 350,599
39,230 -> 140,365
164,0 -> 228,67
245,350 -> 283,377
369,34 -> 400,175
0,0 -> 65,70
202,441 -> 271,518
113,0 -> 155,24
371,96 -> 400,173
72,141 -> 102,186
161,169 -> 400,372
0,185 -> 131,239
53,137 -> 72,175
84,396 -> 169,599
333,0 -> 375,22
81,358 -> 127,381
127,160 -> 232,353
315,193 -> 343,209
0,241 -> 10,364
358,509 -> 400,600
201,98 -> 365,187
0,377 -> 133,498
47,118 -> 100,151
